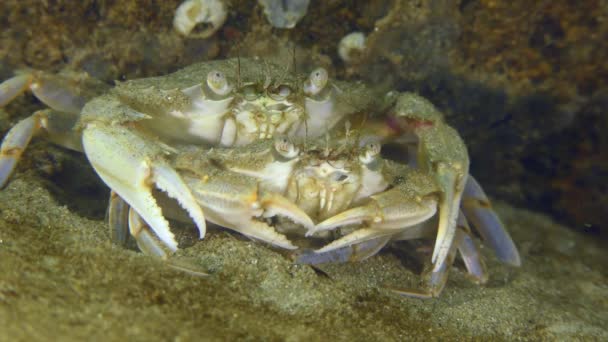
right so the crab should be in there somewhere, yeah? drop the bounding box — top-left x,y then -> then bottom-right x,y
155,136 -> 513,297
0,58 -> 519,280
0,59 -> 375,253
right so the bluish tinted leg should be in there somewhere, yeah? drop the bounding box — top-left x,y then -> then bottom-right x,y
108,191 -> 130,247
295,236 -> 391,265
462,175 -> 521,266
456,212 -> 488,284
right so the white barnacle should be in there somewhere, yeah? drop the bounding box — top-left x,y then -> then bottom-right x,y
173,0 -> 227,38
338,32 -> 366,63
258,0 -> 310,29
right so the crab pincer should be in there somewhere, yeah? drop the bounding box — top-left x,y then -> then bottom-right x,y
311,163 -> 440,255
173,145 -> 315,250
82,122 -> 207,252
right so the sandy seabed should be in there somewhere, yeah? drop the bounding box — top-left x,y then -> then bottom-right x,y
0,174 -> 606,341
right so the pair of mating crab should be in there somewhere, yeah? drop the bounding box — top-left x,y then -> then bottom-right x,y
0,58 -> 520,297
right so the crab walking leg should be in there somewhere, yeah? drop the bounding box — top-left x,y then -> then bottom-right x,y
296,236 -> 392,264
0,108 -> 94,188
0,70 -> 108,114
0,71 -> 108,187
315,228 -> 399,254
128,206 -> 169,259
296,224 -> 436,265
388,237 -> 459,299
1,72 -> 97,114
0,74 -> 32,107
457,219 -> 488,284
108,191 -> 131,247
127,206 -> 210,276
82,123 -> 206,251
0,111 -> 49,188
462,175 -> 521,266
390,213 -> 484,298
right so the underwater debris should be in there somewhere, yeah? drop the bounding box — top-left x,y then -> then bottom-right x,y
173,0 -> 227,38
338,32 -> 366,63
258,0 -> 310,29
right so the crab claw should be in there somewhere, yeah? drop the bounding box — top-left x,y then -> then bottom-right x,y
312,171 -> 439,255
313,167 -> 439,235
181,168 -> 314,250
462,175 -> 521,266
313,191 -> 437,234
83,123 -> 207,251
260,192 -> 315,229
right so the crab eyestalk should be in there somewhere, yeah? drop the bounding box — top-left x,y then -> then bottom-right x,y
302,67 -> 339,137
205,70 -> 232,97
303,68 -> 328,97
359,142 -> 381,165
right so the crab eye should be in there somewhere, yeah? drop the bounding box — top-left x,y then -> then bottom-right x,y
269,84 -> 292,101
304,68 -> 328,96
206,70 -> 231,96
241,84 -> 260,101
359,142 -> 381,164
274,136 -> 299,159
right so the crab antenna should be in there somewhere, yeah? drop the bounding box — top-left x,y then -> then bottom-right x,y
324,132 -> 330,157
261,60 -> 272,89
303,119 -> 309,149
236,42 -> 242,89
276,43 -> 293,86
345,120 -> 351,135
344,120 -> 352,149
292,42 -> 297,76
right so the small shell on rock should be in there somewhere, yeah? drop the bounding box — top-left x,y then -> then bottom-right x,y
338,32 -> 366,63
173,0 -> 227,38
258,0 -> 310,29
